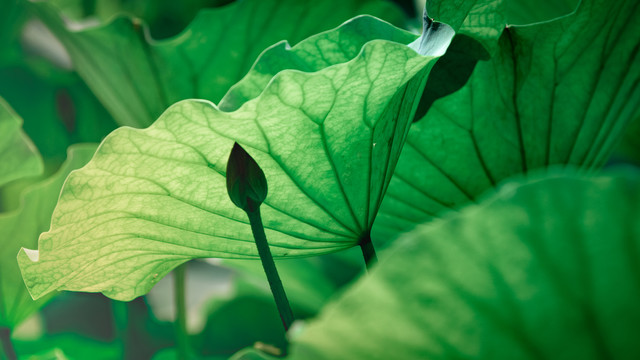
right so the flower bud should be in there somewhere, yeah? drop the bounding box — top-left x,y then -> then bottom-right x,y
226,142 -> 268,212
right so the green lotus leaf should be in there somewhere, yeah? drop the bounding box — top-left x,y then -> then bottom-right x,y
289,169 -> 640,359
0,66 -> 117,167
614,115 -> 640,165
427,0 -> 505,55
47,0 -> 235,39
0,97 -> 43,188
507,0 -> 578,25
229,348 -> 279,360
374,0 -> 640,242
18,15 -> 454,301
219,15 -> 425,111
0,0 -> 117,168
0,144 -> 95,329
0,0 -> 26,65
13,332 -> 121,360
221,0 -> 506,121
31,0 -> 405,128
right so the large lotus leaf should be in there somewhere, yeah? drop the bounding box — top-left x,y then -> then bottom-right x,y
427,0 -> 505,55
374,0 -> 640,241
403,0 -> 508,122
288,169 -> 640,359
0,144 -> 95,329
31,0 -> 405,128
0,0 -> 26,64
48,0 -> 235,39
614,115 -> 640,165
18,15 -> 454,301
218,15 -> 445,111
507,0 -> 578,25
0,97 -> 43,188
0,1 -> 116,168
0,65 -> 117,167
221,0 -> 506,119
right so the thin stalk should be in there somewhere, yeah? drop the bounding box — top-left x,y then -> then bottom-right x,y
247,208 -> 294,331
359,232 -> 377,270
174,263 -> 189,360
111,299 -> 128,356
0,327 -> 17,360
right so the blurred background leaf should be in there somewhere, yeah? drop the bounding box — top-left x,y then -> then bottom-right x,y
30,0 -> 406,127
1,145 -> 96,330
0,98 -> 42,189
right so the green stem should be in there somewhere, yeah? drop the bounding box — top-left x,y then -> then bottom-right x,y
0,327 -> 16,360
247,208 -> 294,331
174,263 -> 189,360
111,299 -> 128,356
359,232 -> 377,270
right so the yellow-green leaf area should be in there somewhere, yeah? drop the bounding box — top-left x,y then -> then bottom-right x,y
18,16 -> 453,301
1,144 -> 95,328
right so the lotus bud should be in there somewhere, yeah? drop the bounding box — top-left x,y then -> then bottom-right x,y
226,142 -> 268,213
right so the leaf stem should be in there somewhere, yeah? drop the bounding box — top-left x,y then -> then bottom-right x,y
111,299 -> 128,355
359,232 -> 377,270
0,327 -> 17,360
247,208 -> 295,331
174,263 -> 190,360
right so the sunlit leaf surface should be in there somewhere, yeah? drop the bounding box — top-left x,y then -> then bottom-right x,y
18,16 -> 453,301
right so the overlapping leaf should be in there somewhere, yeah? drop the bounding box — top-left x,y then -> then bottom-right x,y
0,144 -> 95,328
289,170 -> 640,359
48,0 -> 235,39
374,0 -> 640,241
18,15 -> 454,301
0,0 -> 117,167
32,0 -> 405,127
222,0 -> 506,121
427,0 -> 504,55
506,0 -> 578,25
0,98 -> 42,188
0,66 -> 117,166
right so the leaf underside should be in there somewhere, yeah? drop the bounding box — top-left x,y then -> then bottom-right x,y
18,16 -> 453,301
1,145 -> 95,328
374,0 -> 640,242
